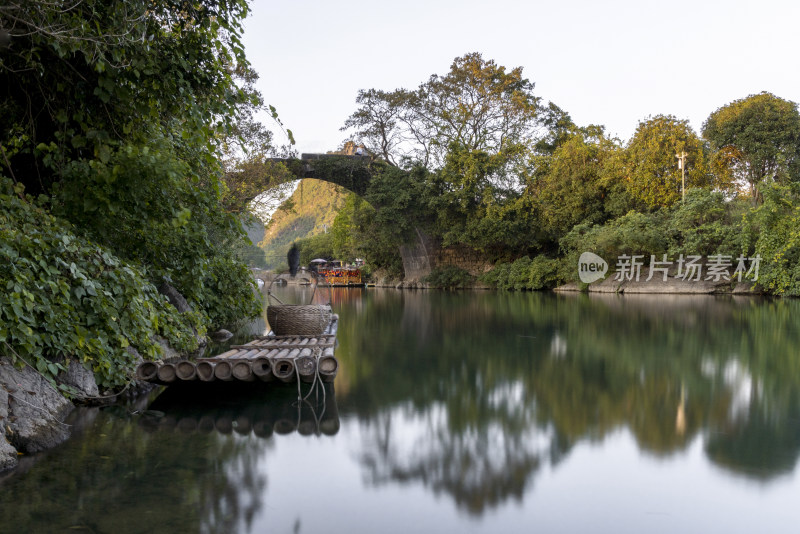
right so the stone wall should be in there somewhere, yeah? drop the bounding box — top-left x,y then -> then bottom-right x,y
399,229 -> 436,280
434,245 -> 494,277
399,228 -> 493,281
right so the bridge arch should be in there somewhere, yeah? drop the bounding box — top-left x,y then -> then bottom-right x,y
257,155 -> 438,280
272,154 -> 376,199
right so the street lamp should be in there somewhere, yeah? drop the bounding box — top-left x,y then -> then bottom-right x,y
676,151 -> 688,201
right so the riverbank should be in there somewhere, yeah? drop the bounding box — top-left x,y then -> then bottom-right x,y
0,353 -> 162,472
369,273 -> 763,294
0,281 -> 205,472
554,276 -> 763,295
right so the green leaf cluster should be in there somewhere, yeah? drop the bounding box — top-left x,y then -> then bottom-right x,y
333,57 -> 800,293
479,256 -> 560,290
0,178 -> 202,390
422,267 -> 476,289
0,0 -> 263,392
741,183 -> 800,295
703,92 -> 800,201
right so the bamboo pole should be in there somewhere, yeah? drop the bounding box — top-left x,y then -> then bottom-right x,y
135,362 -> 160,383
214,361 -> 234,381
232,360 -> 255,382
271,358 -> 296,383
175,360 -> 197,381
215,349 -> 240,359
318,349 -> 339,383
156,363 -> 177,383
252,357 -> 274,382
296,355 -> 317,383
196,361 -> 216,382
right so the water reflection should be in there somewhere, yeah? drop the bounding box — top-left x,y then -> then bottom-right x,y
0,382 -> 340,534
145,383 -> 340,438
335,290 -> 800,514
2,289 -> 799,531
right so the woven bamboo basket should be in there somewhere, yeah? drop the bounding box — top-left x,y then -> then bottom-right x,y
267,304 -> 331,336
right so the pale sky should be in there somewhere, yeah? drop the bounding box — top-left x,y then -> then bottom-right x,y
243,0 -> 800,155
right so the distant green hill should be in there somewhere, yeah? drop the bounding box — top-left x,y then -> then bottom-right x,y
242,217 -> 265,245
260,179 -> 348,269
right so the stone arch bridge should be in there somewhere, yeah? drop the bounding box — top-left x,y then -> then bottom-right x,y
268,154 -> 481,281
275,153 -> 374,198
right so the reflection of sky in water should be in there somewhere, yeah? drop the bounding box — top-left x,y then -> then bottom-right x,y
254,421 -> 799,533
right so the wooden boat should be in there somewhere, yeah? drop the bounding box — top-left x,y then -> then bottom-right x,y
316,260 -> 364,287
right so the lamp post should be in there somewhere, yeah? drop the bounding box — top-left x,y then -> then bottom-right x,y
676,151 -> 688,201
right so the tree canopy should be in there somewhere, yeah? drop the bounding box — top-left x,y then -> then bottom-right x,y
702,92 -> 800,202
622,115 -> 712,209
1,0 -> 268,388
343,52 -> 541,169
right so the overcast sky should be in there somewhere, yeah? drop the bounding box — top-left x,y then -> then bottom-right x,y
243,0 -> 800,155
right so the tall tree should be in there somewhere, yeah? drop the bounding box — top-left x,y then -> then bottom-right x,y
341,89 -> 407,166
535,128 -> 620,240
622,115 -> 711,209
0,0 -> 262,328
343,52 -> 541,169
702,92 -> 800,203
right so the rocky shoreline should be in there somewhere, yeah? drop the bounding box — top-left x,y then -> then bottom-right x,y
0,352 -> 162,472
0,282 -> 204,473
553,275 -> 762,295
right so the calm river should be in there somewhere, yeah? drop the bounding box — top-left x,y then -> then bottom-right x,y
2,288 -> 800,533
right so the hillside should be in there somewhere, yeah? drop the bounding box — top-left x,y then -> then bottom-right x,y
260,179 -> 349,269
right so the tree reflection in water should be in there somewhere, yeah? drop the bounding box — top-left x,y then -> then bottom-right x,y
0,384 -> 339,534
337,290 -> 800,514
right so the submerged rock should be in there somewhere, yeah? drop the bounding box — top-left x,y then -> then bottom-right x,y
209,329 -> 233,342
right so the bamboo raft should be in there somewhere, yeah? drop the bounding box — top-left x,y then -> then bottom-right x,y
135,313 -> 340,386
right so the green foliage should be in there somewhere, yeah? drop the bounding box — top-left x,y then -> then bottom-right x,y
307,157 -> 373,197
535,132 -> 619,240
1,0 -> 252,197
703,92 -> 800,201
335,56 -> 800,295
0,178 -> 202,390
559,211 -> 670,281
480,256 -> 561,290
359,165 -> 429,277
666,188 -> 748,257
199,254 -> 261,330
741,183 -> 800,295
422,267 -> 476,289
622,115 -> 712,209
51,138 -> 259,329
238,244 -> 267,269
344,52 -> 541,168
557,190 -> 755,284
295,234 -> 336,267
331,193 -> 375,261
0,0 -> 263,396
